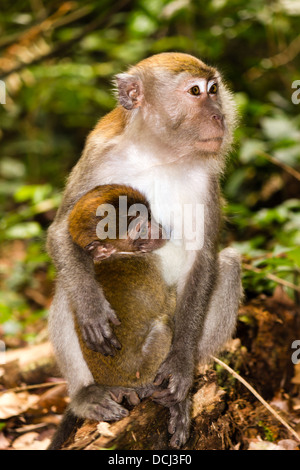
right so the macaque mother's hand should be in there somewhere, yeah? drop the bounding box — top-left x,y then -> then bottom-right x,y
152,349 -> 194,406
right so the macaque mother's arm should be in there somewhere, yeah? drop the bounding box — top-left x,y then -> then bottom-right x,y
47,203 -> 121,356
153,180 -> 221,406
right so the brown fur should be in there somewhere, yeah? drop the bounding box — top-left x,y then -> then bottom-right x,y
69,184 -> 150,248
89,107 -> 128,140
68,184 -> 176,388
133,52 -> 214,77
75,255 -> 175,387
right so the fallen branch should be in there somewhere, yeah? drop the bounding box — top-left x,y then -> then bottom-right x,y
0,380 -> 67,395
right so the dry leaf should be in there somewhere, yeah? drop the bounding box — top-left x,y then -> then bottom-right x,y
0,432 -> 10,450
270,396 -> 289,413
4,342 -> 54,367
0,392 -> 39,419
12,432 -> 50,450
97,422 -> 116,438
248,436 -> 299,450
192,382 -> 225,418
36,384 -> 68,413
291,397 -> 300,411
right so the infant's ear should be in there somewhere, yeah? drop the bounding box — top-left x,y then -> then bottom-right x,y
85,241 -> 116,261
115,73 -> 144,110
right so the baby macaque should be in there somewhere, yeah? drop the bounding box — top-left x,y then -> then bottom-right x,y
68,184 -> 175,388
49,184 -> 178,449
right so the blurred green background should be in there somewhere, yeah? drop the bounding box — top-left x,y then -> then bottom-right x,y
0,0 -> 299,343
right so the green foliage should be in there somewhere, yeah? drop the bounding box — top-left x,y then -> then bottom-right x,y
0,0 -> 299,336
258,421 -> 276,442
0,183 -> 61,241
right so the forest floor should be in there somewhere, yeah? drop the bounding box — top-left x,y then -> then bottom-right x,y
0,242 -> 300,450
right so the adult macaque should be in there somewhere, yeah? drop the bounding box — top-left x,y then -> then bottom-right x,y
47,53 -> 242,448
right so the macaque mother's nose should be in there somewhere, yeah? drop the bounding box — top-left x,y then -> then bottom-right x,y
211,113 -> 224,127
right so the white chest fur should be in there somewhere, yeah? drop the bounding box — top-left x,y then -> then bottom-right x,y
93,141 -> 210,286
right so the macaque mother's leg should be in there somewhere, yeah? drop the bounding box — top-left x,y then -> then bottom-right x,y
197,247 -> 242,361
49,286 -> 133,420
165,248 -> 241,449
48,285 -> 94,397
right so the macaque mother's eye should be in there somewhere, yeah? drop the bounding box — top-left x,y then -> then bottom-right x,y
189,85 -> 200,96
208,83 -> 218,94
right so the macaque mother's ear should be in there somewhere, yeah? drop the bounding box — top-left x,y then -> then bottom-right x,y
115,73 -> 144,110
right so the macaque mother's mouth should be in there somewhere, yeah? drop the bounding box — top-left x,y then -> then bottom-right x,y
198,137 -> 223,142
196,137 -> 223,151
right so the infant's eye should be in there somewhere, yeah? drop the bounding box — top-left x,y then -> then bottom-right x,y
209,83 -> 218,94
189,85 -> 200,96
140,223 -> 148,238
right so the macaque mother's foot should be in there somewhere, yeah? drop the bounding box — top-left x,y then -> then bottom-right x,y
70,384 -> 129,421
